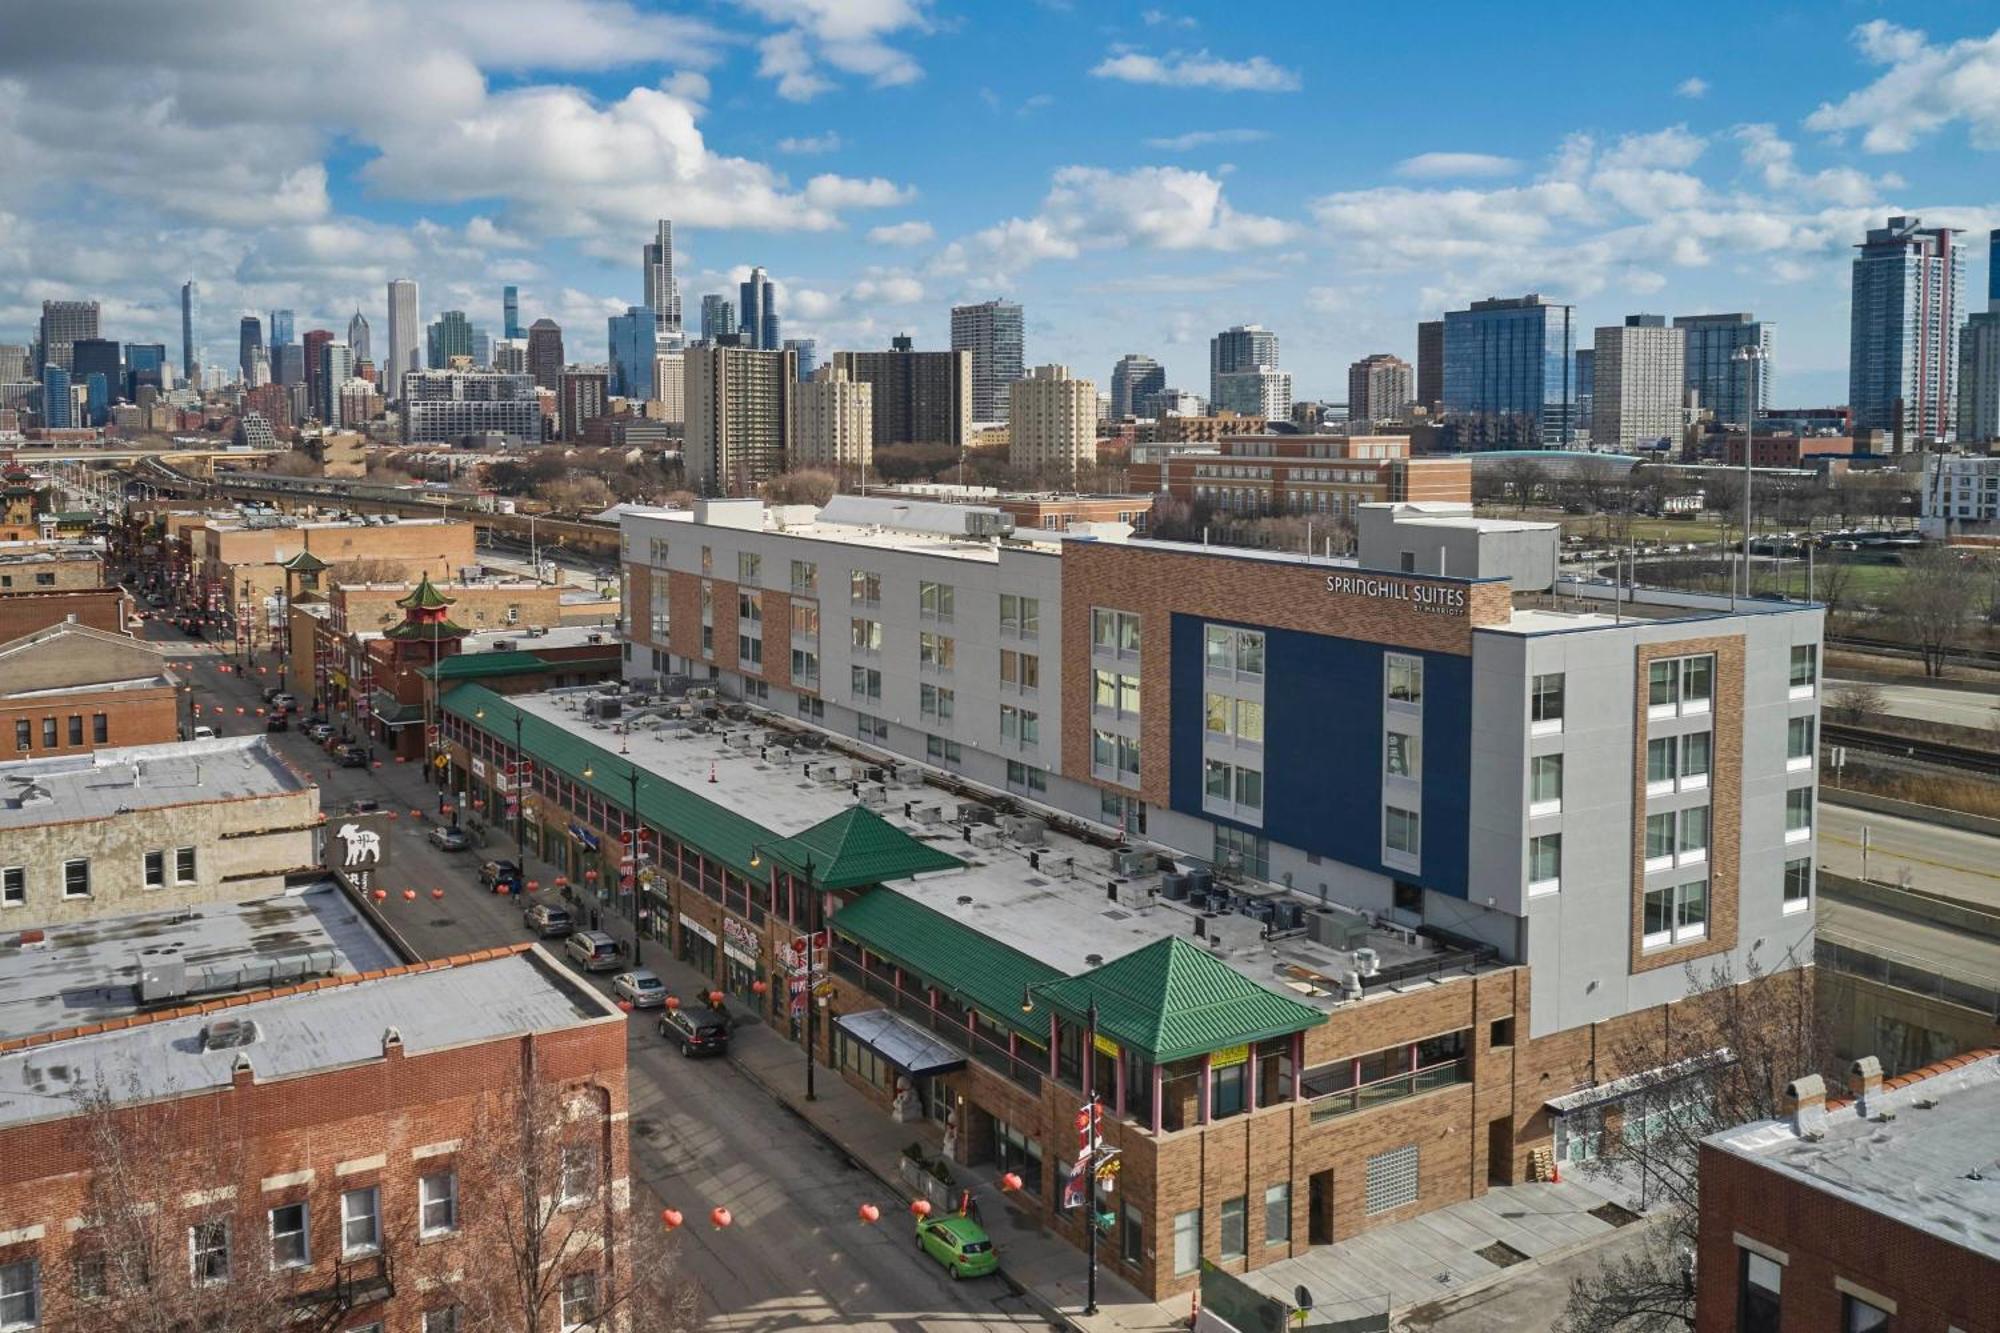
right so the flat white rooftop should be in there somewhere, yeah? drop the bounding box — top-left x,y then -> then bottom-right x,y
0,735 -> 308,829
0,947 -> 617,1130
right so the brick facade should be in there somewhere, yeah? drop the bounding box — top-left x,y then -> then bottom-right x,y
0,589 -> 130,641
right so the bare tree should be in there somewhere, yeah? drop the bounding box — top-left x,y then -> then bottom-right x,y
1826,681 -> 1886,726
760,469 -> 839,506
407,1077 -> 700,1333
1499,457 -> 1546,512
1892,545 -> 1979,676
45,1077 -> 300,1333
1559,957 -> 1828,1332
327,555 -> 412,586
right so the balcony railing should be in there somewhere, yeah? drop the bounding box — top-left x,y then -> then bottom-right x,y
1307,1058 -> 1469,1124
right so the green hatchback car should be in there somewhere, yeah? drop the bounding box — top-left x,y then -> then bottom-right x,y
915,1216 -> 999,1280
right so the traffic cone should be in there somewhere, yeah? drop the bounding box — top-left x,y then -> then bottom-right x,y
1189,1283 -> 1200,1327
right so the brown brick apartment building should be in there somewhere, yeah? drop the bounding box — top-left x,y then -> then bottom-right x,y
0,945 -> 637,1333
0,544 -> 103,594
0,588 -> 132,642
1696,1050 -> 2000,1333
0,621 -> 180,757
1131,434 -> 1471,521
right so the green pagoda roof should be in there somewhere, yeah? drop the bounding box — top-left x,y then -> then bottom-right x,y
1030,937 -> 1323,1064
383,617 -> 470,640
280,549 -> 329,572
397,574 -> 452,609
762,805 -> 965,892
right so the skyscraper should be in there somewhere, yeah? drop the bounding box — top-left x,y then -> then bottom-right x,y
180,280 -> 201,383
559,368 -> 610,441
1958,230 -> 2000,444
1675,313 -> 1772,429
685,344 -> 797,493
386,279 -> 421,399
125,343 -> 166,397
316,341 -> 354,426
607,307 -> 659,399
1592,315 -> 1685,448
70,339 -> 122,407
1008,364 -> 1098,478
40,366 -> 72,429
643,221 -> 682,333
239,315 -> 264,384
427,311 -> 474,368
273,344 -> 305,388
739,268 -> 777,350
502,286 -> 521,341
700,295 -> 736,342
783,338 -> 818,382
268,309 -> 295,351
791,364 -> 873,475
1208,325 -> 1279,408
1213,367 -> 1292,421
1346,353 -> 1414,425
1416,320 -> 1444,414
526,319 -> 565,391
302,329 -> 334,397
347,310 -> 372,366
1850,216 -> 1963,444
37,300 -> 99,375
1110,354 -> 1165,419
1574,349 -> 1595,437
831,340 -> 971,449
1441,295 -> 1577,449
951,299 -> 1024,422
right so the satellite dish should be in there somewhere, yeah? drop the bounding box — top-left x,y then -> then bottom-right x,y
1294,1285 -> 1314,1311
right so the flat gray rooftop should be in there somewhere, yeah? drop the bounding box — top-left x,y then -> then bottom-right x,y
0,734 -> 306,829
0,948 -> 617,1130
0,884 -> 400,1041
1707,1052 -> 2000,1260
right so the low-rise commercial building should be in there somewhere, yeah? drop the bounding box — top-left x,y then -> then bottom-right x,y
0,734 -> 318,925
0,587 -> 132,641
1697,1051 -> 2000,1332
0,621 -> 180,756
1132,435 -> 1471,519
0,541 -> 103,593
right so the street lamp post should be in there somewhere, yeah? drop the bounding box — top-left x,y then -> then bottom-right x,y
586,759 -> 647,968
1021,989 -> 1106,1317
1733,345 -> 1767,599
749,846 -> 820,1101
478,706 -> 526,863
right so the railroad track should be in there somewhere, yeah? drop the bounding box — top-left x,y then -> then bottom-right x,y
1821,722 -> 2000,776
1828,634 -> 2000,667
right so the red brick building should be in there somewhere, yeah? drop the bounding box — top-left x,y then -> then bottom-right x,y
1131,434 -> 1471,520
0,944 -> 634,1333
0,621 -> 180,755
1696,1049 -> 2000,1333
1721,434 -> 1858,469
0,588 -> 133,642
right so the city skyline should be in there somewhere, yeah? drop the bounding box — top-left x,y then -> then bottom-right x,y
1,5 -> 1997,406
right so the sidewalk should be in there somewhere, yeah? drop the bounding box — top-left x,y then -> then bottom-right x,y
633,945 -> 1193,1333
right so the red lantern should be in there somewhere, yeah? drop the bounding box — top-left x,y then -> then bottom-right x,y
402,889 -> 417,902
857,1203 -> 880,1225
664,995 -> 680,1011
660,1208 -> 683,1231
1000,1172 -> 1023,1192
554,875 -> 568,887
910,1199 -> 932,1219
709,1207 -> 732,1230
431,888 -> 445,901
585,869 -> 599,881
372,761 -> 383,769
617,999 -> 633,1012
235,706 -> 245,715
707,990 -> 723,1006
751,979 -> 768,995
256,707 -> 266,715
409,808 -> 422,818
370,888 -> 387,902
472,799 -> 485,811
387,812 -> 399,821
395,755 -> 407,763
441,804 -> 455,816
527,879 -> 541,893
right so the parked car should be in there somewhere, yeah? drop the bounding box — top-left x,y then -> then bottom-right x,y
337,748 -> 369,768
564,930 -> 622,972
191,725 -> 217,740
346,798 -> 382,815
265,713 -> 289,732
426,825 -> 470,852
271,692 -> 298,712
658,1006 -> 730,1057
261,685 -> 283,703
612,969 -> 666,1008
479,859 -> 522,888
304,721 -> 334,741
915,1218 -> 999,1280
524,901 -> 573,937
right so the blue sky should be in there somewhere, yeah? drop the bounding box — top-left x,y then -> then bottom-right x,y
3,1 -> 1998,406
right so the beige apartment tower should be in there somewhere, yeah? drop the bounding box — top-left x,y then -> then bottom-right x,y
792,364 -> 874,476
1592,315 -> 1685,447
1346,353 -> 1415,426
1008,363 -> 1098,480
686,344 -> 797,495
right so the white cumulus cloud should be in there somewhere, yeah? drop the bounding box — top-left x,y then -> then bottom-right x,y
1393,152 -> 1521,179
867,220 -> 936,245
1676,76 -> 1709,99
1090,49 -> 1301,93
1806,22 -> 2000,153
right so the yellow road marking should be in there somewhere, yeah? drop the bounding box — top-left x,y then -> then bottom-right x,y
1819,830 -> 2000,882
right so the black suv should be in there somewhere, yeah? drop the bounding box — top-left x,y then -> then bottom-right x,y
659,1007 -> 730,1058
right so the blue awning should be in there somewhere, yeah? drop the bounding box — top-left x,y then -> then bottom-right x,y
834,1008 -> 966,1077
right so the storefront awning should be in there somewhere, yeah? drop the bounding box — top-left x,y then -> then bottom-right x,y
1543,1047 -> 1733,1117
834,1008 -> 966,1078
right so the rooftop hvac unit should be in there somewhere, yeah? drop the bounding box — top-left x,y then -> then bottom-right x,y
1340,969 -> 1364,1000
1185,868 -> 1214,898
893,764 -> 924,785
688,687 -> 717,701
201,1018 -> 261,1051
1352,947 -> 1380,978
1001,815 -> 1046,846
590,698 -> 622,720
912,804 -> 946,826
969,825 -> 1002,849
959,804 -> 997,826
1159,872 -> 1191,901
726,731 -> 757,750
1109,849 -> 1147,878
857,782 -> 889,806
817,764 -> 852,785
1307,909 -> 1373,952
491,638 -> 518,652
1270,901 -> 1305,933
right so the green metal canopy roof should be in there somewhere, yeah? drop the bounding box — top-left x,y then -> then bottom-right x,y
397,573 -> 452,609
1030,937 -> 1322,1064
764,806 -> 964,891
830,888 -> 1058,1038
441,684 -> 961,887
383,616 -> 469,640
424,650 -> 553,680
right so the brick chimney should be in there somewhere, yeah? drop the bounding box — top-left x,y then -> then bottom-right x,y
1784,1073 -> 1827,1137
1847,1056 -> 1884,1111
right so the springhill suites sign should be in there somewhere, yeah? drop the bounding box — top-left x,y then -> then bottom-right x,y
1325,573 -> 1469,616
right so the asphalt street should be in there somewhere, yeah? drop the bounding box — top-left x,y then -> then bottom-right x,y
1819,802 -> 2000,911
146,607 -> 1048,1330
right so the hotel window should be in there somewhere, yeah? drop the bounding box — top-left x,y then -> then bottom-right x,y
999,593 -> 1039,637
1092,729 -> 1141,784
1386,654 -> 1423,705
797,694 -> 825,721
920,684 -> 955,721
926,734 -> 962,765
1006,760 -> 1048,795
999,704 -> 1038,747
1385,806 -> 1420,856
650,582 -> 670,639
1528,833 -> 1561,893
791,647 -> 819,686
700,545 -> 712,575
849,569 -> 880,605
1092,608 -> 1141,658
1783,857 -> 1813,913
1205,625 -> 1265,677
1785,788 -> 1813,842
1842,1294 -> 1889,1333
270,1202 -> 309,1268
737,551 -> 761,583
738,634 -> 764,668
849,618 -> 882,654
145,850 -> 166,890
41,717 -> 55,748
1788,644 -> 1817,696
856,713 -> 888,741
1203,692 -> 1258,742
791,559 -> 817,593
175,847 -> 196,883
1642,878 -> 1708,949
62,858 -> 90,899
1385,730 -> 1420,780
1264,1183 -> 1291,1246
648,536 -> 670,566
1678,806 -> 1710,863
918,580 -> 954,620
918,632 -> 955,672
1529,754 -> 1563,813
1098,670 -> 1142,717
790,602 -> 819,637
1649,655 -> 1713,717
12,719 -> 25,751
1786,716 -> 1815,768
1000,649 -> 1040,692
67,714 -> 82,746
1680,732 -> 1711,788
1530,673 -> 1564,734
738,590 -> 762,625
850,666 -> 882,702
1737,1249 -> 1782,1333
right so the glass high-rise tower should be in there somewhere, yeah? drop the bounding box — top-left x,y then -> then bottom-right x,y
1675,313 -> 1772,429
180,280 -> 201,383
952,299 -> 1024,422
1850,216 -> 1962,443
1440,295 -> 1576,449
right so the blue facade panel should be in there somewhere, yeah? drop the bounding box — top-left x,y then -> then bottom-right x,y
1168,615 -> 1473,899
